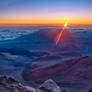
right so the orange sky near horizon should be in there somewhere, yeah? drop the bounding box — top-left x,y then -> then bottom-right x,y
0,12 -> 92,25
0,20 -> 92,26
0,16 -> 92,25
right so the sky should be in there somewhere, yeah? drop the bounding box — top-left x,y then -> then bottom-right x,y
0,0 -> 92,25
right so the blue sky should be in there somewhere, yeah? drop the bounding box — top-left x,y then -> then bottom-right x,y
0,0 -> 92,25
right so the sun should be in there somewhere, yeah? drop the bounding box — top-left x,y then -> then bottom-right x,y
63,18 -> 69,28
64,23 -> 67,28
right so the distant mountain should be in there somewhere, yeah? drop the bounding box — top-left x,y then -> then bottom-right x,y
23,56 -> 92,83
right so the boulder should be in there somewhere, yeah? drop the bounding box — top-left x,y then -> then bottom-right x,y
39,79 -> 61,92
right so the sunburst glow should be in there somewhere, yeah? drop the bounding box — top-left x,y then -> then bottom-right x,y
64,23 -> 67,28
56,20 -> 69,45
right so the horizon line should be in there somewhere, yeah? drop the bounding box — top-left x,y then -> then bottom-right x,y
0,23 -> 92,26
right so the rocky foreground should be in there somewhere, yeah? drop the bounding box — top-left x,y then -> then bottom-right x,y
0,76 -> 92,92
0,76 -> 70,92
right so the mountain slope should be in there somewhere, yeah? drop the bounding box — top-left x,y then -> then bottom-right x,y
23,56 -> 92,82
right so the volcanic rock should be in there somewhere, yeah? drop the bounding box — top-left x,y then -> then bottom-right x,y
39,79 -> 61,92
88,87 -> 92,92
0,76 -> 39,92
0,76 -> 63,92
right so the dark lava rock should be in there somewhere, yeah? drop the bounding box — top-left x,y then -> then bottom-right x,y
88,87 -> 92,92
0,76 -> 62,92
0,76 -> 36,92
